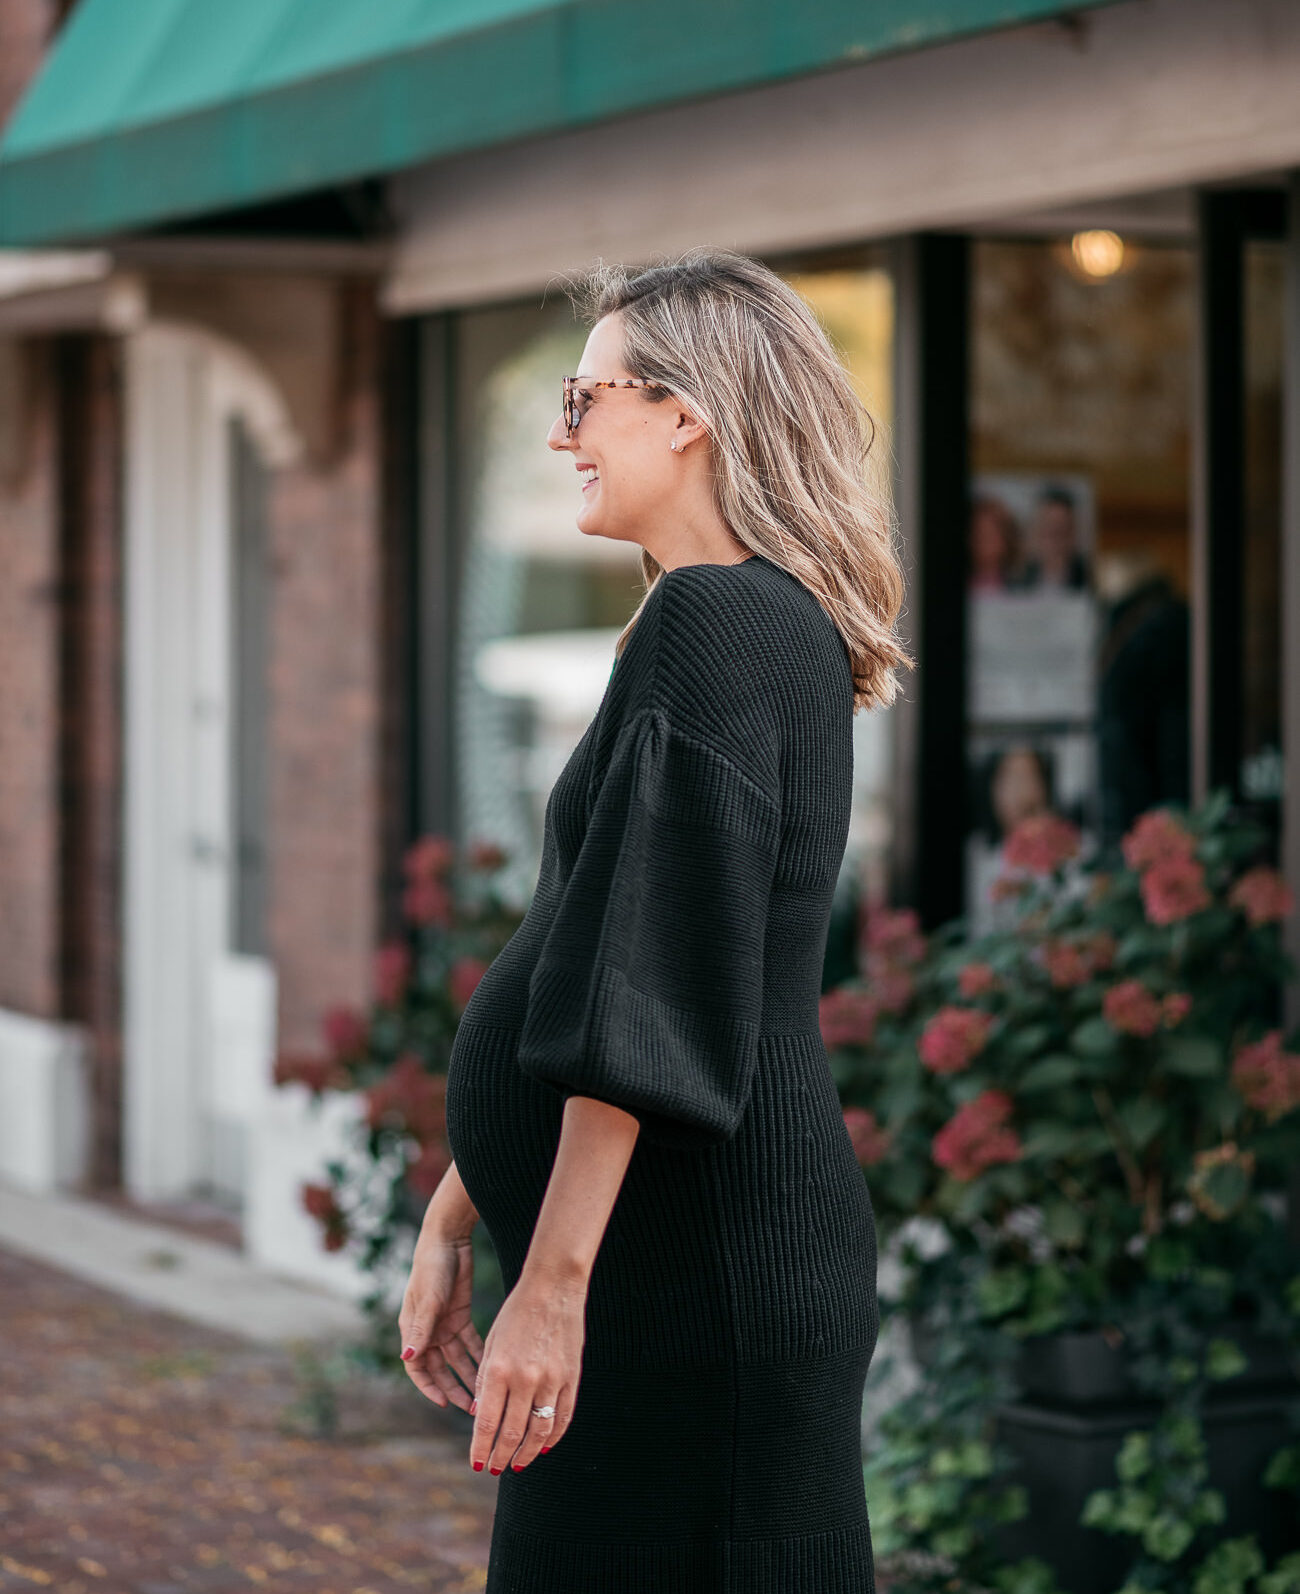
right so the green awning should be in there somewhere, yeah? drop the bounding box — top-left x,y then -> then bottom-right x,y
0,0 -> 1123,248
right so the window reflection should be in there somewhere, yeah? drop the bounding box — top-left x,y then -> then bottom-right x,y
455,305 -> 641,905
967,238 -> 1194,932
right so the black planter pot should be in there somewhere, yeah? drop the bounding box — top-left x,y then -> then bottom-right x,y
992,1328 -> 1300,1594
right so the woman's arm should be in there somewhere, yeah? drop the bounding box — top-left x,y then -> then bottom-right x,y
469,1094 -> 640,1475
421,1158 -> 480,1242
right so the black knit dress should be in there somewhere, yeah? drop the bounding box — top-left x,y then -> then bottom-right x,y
445,550 -> 880,1593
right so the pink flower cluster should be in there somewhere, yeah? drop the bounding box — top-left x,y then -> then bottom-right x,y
918,1005 -> 994,1074
857,905 -> 925,1014
1231,1030 -> 1300,1123
323,1004 -> 368,1062
374,941 -> 413,1006
1228,867 -> 1294,929
932,1091 -> 1022,1182
401,834 -> 456,927
819,987 -> 881,1050
365,1053 -> 449,1144
301,1182 -> 349,1251
1040,931 -> 1116,989
842,1106 -> 891,1167
1120,810 -> 1211,926
1002,812 -> 1082,876
958,961 -> 999,999
1102,979 -> 1191,1038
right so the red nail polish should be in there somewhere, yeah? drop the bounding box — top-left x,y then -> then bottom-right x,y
490,1466 -> 502,1476
472,1461 -> 483,1472
400,1346 -> 415,1361
541,1446 -> 550,1453
512,1462 -> 523,1471
469,1399 -> 477,1414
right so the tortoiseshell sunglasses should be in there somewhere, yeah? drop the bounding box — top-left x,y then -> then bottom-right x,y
562,376 -> 668,438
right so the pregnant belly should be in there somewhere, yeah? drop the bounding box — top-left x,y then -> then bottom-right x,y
444,1018 -> 563,1272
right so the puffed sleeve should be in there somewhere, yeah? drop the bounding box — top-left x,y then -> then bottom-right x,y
516,704 -> 782,1151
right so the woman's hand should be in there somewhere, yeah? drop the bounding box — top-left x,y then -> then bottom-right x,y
469,1262 -> 586,1474
398,1231 -> 484,1411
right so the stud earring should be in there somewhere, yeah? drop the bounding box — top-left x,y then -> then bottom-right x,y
670,440 -> 677,451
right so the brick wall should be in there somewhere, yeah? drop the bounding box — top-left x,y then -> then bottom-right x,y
0,343 -> 62,1018
0,0 -> 57,129
268,287 -> 385,1052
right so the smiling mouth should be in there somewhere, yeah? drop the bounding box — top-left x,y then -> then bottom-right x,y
579,468 -> 599,493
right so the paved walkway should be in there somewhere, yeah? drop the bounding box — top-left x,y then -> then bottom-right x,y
0,1244 -> 497,1592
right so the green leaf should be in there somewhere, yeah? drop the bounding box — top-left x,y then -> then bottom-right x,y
1259,1553 -> 1300,1594
978,1267 -> 1031,1319
1042,1199 -> 1087,1249
1205,1338 -> 1248,1382
1071,1016 -> 1121,1058
994,1558 -> 1065,1594
1143,1512 -> 1196,1561
1191,1535 -> 1265,1594
1159,1036 -> 1223,1078
1264,1444 -> 1300,1491
1116,1431 -> 1152,1483
1081,1488 -> 1118,1529
1019,1054 -> 1084,1091
1116,1097 -> 1167,1149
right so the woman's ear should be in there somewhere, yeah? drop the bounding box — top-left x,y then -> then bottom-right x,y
671,408 -> 710,451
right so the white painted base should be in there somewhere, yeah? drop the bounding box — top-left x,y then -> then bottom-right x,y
244,1084 -> 373,1303
0,1008 -> 91,1194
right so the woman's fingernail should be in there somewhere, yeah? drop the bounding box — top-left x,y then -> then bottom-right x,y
400,1346 -> 416,1361
512,1462 -> 523,1471
472,1461 -> 484,1472
490,1467 -> 502,1476
469,1399 -> 477,1414
541,1446 -> 550,1454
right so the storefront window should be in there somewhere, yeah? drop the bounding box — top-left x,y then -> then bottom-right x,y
966,237 -> 1194,933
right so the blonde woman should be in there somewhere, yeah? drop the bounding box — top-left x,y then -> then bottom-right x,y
398,248 -> 913,1592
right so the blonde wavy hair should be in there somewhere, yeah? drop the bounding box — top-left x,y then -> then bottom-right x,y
564,247 -> 915,714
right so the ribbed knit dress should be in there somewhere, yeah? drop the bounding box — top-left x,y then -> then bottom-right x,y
445,549 -> 880,1593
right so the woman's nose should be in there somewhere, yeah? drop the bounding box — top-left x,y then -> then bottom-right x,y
546,414 -> 571,451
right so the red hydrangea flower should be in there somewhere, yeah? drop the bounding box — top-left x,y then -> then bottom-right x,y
842,1106 -> 891,1166
322,1005 -> 368,1062
402,875 -> 454,929
1228,867 -> 1295,928
1041,939 -> 1093,990
466,839 -> 508,873
918,1006 -> 994,1074
1102,979 -> 1164,1038
402,835 -> 456,881
861,906 -> 927,970
932,1091 -> 1022,1182
1232,1030 -> 1300,1123
1140,853 -> 1211,925
1122,809 -> 1197,871
871,966 -> 916,1015
1002,813 -> 1082,875
958,962 -> 998,999
364,1053 -> 448,1143
300,1182 -> 349,1251
1161,992 -> 1192,1028
374,941 -> 413,1006
448,955 -> 489,1011
819,988 -> 881,1049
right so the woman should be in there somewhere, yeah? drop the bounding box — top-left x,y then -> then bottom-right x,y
398,248 -> 913,1592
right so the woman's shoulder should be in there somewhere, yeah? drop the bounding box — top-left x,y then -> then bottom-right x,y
653,551 -> 849,695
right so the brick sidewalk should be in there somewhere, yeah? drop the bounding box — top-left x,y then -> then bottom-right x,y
0,1247 -> 497,1593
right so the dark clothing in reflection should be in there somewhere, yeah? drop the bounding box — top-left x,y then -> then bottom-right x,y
1013,552 -> 1091,592
1096,576 -> 1190,844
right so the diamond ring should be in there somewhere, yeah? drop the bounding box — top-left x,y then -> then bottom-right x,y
530,1404 -> 556,1420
